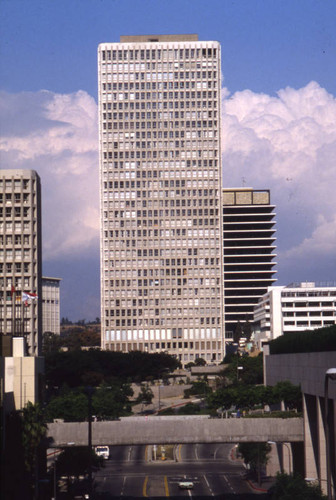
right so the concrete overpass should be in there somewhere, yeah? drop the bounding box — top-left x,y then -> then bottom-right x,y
47,415 -> 303,447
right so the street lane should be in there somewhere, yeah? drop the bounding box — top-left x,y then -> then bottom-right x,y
93,443 -> 265,498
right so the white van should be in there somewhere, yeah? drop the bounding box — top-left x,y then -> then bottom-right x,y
178,481 -> 194,490
95,445 -> 109,460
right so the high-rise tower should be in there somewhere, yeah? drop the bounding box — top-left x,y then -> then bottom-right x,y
222,188 -> 277,339
98,35 -> 224,364
0,169 -> 42,355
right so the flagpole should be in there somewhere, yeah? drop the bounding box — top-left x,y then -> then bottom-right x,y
11,285 -> 15,337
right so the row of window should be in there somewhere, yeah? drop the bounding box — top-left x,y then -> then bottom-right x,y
282,300 -> 336,306
102,88 -> 217,100
0,248 -> 33,260
101,47 -> 217,61
284,320 -> 335,327
283,310 -> 335,317
0,277 -> 31,290
106,344 -> 221,363
0,234 -> 30,245
0,179 -> 30,189
107,316 -> 221,328
0,207 -> 30,217
282,291 -> 336,297
101,72 -> 218,89
102,157 -> 218,169
101,61 -> 217,73
102,120 -> 218,132
0,193 -> 30,203
0,262 -> 30,273
0,221 -> 32,232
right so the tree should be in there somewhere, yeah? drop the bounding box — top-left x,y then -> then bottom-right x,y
45,350 -> 180,391
42,331 -> 62,354
272,381 -> 302,411
56,447 -> 104,495
136,384 -> 154,405
45,389 -> 88,422
20,402 -> 47,497
184,379 -> 212,398
242,318 -> 252,342
92,382 -> 133,419
238,442 -> 271,485
222,353 -> 264,386
270,473 -> 327,499
233,321 -> 243,344
194,357 -> 206,366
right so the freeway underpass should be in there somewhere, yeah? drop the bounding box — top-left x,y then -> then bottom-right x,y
47,415 -> 303,447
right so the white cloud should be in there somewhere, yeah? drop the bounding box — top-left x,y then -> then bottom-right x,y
1,82 -> 335,284
0,90 -> 99,260
222,81 -> 336,282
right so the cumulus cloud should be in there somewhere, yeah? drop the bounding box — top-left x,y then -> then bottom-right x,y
0,89 -> 99,260
1,82 -> 335,287
221,81 -> 336,283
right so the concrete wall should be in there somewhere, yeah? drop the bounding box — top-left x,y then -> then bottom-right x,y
265,350 -> 336,495
3,338 -> 44,414
47,416 -> 303,447
265,351 -> 336,399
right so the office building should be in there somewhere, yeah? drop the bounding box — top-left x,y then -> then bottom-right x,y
0,170 -> 42,355
253,282 -> 336,346
42,277 -> 61,336
98,35 -> 224,364
222,188 -> 277,339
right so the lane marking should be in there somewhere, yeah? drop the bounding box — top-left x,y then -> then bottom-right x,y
121,476 -> 126,496
195,444 -> 199,461
128,446 -> 132,462
143,476 -> 148,497
203,474 -> 214,496
164,475 -> 169,497
223,474 -> 235,493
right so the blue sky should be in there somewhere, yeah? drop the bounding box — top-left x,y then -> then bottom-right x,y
1,0 -> 336,321
1,0 -> 336,97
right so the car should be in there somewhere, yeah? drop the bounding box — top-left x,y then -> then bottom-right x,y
95,445 -> 109,459
178,481 -> 194,490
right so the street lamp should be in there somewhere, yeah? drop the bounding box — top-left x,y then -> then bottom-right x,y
84,386 -> 95,499
324,368 -> 336,500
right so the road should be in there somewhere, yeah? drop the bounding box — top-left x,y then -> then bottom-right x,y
94,444 -> 268,499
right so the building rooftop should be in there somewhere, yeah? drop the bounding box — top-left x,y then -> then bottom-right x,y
120,34 -> 199,43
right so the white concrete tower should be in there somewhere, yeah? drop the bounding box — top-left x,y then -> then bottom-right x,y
0,169 -> 42,355
98,35 -> 224,364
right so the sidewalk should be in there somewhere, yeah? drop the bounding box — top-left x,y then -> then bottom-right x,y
229,446 -> 275,495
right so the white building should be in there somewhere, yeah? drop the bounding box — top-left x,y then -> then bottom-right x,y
42,277 -> 61,336
98,35 -> 224,364
0,170 -> 42,355
253,282 -> 336,347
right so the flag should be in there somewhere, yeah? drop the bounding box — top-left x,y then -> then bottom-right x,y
11,285 -> 16,297
22,291 -> 38,303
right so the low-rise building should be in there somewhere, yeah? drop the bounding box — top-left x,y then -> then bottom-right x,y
254,282 -> 336,348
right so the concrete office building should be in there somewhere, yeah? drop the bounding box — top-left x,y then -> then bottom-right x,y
98,35 -> 224,364
0,170 -> 42,355
222,188 -> 277,339
254,282 -> 336,347
42,277 -> 61,336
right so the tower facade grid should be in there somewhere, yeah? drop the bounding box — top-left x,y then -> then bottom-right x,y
0,169 -> 42,355
98,35 -> 224,364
